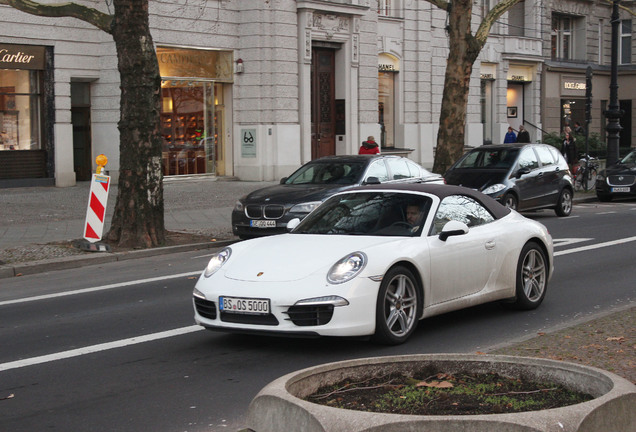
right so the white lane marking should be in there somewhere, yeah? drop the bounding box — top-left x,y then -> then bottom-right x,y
4,236 -> 636,372
0,325 -> 204,372
0,271 -> 201,307
552,238 -> 593,248
554,235 -> 636,256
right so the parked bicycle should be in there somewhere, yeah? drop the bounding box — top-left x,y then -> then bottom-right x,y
574,154 -> 599,192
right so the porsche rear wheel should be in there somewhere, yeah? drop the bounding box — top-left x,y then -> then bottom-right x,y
512,242 -> 548,310
373,266 -> 420,345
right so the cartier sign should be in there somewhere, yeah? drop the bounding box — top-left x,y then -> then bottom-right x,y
0,44 -> 45,70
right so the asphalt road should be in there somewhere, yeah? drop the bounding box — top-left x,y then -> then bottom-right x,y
1,200 -> 635,432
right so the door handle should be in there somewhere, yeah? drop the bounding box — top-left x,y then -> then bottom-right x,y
485,240 -> 496,250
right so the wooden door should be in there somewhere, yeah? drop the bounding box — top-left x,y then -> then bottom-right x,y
311,48 -> 336,159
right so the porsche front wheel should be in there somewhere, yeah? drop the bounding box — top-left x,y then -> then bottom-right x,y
373,266 -> 420,345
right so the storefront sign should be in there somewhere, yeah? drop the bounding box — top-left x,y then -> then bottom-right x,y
0,44 -> 45,70
480,63 -> 496,80
561,76 -> 586,96
241,129 -> 257,158
378,54 -> 399,72
157,46 -> 233,82
507,65 -> 532,82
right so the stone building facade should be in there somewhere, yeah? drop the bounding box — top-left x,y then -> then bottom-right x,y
5,0 -> 625,187
542,0 -> 635,153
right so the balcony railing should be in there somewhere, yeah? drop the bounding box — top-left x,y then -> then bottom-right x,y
503,37 -> 542,58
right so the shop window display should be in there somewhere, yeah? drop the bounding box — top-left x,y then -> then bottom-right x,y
0,69 -> 42,151
160,80 -> 222,176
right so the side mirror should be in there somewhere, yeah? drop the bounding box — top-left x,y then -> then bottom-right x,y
280,177 -> 288,184
439,220 -> 469,241
515,167 -> 531,178
362,176 -> 381,185
287,218 -> 301,231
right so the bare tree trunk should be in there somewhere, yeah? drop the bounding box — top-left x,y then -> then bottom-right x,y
106,0 -> 165,248
432,0 -> 481,175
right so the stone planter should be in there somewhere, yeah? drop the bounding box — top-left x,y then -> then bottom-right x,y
247,354 -> 636,432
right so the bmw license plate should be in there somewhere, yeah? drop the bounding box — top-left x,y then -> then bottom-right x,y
250,220 -> 276,228
219,296 -> 270,314
611,187 -> 630,193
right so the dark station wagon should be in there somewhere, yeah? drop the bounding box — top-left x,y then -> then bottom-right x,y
444,143 -> 574,217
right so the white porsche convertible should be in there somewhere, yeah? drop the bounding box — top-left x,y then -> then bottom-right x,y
193,184 -> 553,345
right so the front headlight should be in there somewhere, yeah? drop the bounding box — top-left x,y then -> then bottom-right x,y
290,201 -> 322,213
596,172 -> 605,182
482,183 -> 506,195
204,247 -> 232,278
327,252 -> 367,284
234,200 -> 244,212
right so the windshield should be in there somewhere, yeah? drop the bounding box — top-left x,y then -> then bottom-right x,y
621,151 -> 636,164
284,161 -> 366,185
293,191 -> 432,237
455,148 -> 520,169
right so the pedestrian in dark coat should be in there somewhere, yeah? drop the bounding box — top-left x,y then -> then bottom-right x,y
561,132 -> 577,167
516,125 -> 530,143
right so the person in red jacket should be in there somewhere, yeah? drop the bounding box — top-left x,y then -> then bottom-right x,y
359,136 -> 380,154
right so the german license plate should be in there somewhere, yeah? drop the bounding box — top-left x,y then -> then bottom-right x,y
250,220 -> 276,228
219,296 -> 270,314
611,187 -> 630,193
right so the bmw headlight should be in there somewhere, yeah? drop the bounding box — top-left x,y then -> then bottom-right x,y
234,200 -> 244,212
482,183 -> 506,195
327,252 -> 367,284
290,201 -> 322,214
596,172 -> 605,182
204,247 -> 231,278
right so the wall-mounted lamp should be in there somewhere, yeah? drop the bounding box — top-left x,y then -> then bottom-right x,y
235,58 -> 244,74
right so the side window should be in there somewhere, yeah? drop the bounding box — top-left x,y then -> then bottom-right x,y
387,158 -> 412,180
365,160 -> 390,182
431,195 -> 495,235
406,160 -> 423,177
517,148 -> 539,170
535,146 -> 555,167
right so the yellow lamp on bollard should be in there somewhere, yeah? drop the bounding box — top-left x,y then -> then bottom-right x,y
96,154 -> 108,174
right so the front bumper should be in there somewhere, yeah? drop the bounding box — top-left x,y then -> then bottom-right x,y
193,273 -> 379,337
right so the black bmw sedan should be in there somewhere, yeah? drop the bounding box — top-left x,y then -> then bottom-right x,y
232,154 -> 442,239
596,150 -> 636,202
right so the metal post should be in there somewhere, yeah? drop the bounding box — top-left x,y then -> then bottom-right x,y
606,0 -> 622,167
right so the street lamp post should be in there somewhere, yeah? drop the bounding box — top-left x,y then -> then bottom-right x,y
606,0 -> 623,167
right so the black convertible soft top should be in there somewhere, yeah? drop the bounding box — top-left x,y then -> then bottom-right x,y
347,183 -> 512,220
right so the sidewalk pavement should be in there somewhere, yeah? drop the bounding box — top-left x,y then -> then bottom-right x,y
0,177 -> 277,277
0,178 -> 596,278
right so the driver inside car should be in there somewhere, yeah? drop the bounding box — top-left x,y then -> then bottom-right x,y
406,204 -> 425,227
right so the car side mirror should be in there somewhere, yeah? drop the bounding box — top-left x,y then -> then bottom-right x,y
515,167 -> 531,178
287,218 -> 301,231
280,177 -> 288,184
362,176 -> 381,185
439,220 -> 469,241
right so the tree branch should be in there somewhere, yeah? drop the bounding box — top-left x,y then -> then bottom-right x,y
0,0 -> 113,33
422,0 -> 450,12
475,0 -> 521,46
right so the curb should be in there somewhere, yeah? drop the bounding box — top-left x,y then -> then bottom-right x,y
0,239 -> 237,279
